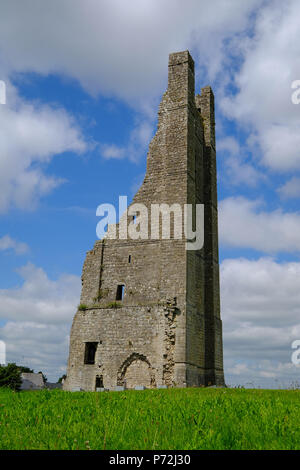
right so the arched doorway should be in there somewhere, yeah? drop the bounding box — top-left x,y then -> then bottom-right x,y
117,353 -> 156,389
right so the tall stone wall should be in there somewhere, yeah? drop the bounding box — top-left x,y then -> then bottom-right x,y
64,50 -> 225,391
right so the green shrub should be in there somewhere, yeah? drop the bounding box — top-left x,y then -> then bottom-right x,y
104,301 -> 122,309
78,304 -> 88,311
0,363 -> 22,391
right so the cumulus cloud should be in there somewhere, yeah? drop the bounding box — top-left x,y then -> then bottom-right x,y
221,257 -> 300,328
0,263 -> 81,324
1,321 -> 71,382
219,196 -> 300,254
277,177 -> 300,199
0,80 -> 87,212
0,1 -> 264,166
218,137 -> 266,187
1,0 -> 300,388
221,0 -> 300,172
100,144 -> 126,160
1,258 -> 299,385
0,0 -> 268,167
0,235 -> 29,255
0,263 -> 81,381
100,119 -> 154,162
221,257 -> 300,387
0,0 -> 262,103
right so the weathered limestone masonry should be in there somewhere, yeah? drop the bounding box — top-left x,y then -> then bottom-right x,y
64,51 -> 225,391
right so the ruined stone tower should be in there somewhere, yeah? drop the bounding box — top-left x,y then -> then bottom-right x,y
64,51 -> 225,391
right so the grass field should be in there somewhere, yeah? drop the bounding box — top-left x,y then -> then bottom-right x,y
0,387 -> 299,450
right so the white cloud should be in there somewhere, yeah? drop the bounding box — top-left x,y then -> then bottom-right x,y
0,263 -> 81,381
100,144 -> 126,160
0,235 -> 29,255
101,119 -> 154,162
258,124 -> 300,172
221,257 -> 300,327
0,80 -> 87,212
1,321 -> 71,382
218,137 -> 265,187
219,196 -> 300,254
1,257 -> 299,386
221,257 -> 300,387
221,0 -> 300,172
278,177 -> 300,199
1,0 -> 300,388
218,137 -> 240,156
0,0 -> 262,103
0,263 -> 81,324
0,0 -> 265,167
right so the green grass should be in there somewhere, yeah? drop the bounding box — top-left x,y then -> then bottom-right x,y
0,387 -> 299,450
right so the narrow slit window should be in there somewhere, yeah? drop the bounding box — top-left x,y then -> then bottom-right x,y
84,342 -> 98,364
128,255 -> 131,263
95,375 -> 103,389
116,284 -> 125,301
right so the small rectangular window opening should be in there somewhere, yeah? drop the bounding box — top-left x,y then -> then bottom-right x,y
96,375 -> 104,389
128,255 -> 131,263
116,284 -> 125,301
84,342 -> 98,364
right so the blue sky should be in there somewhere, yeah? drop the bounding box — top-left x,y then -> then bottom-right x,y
0,0 -> 300,386
0,74 -> 145,285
